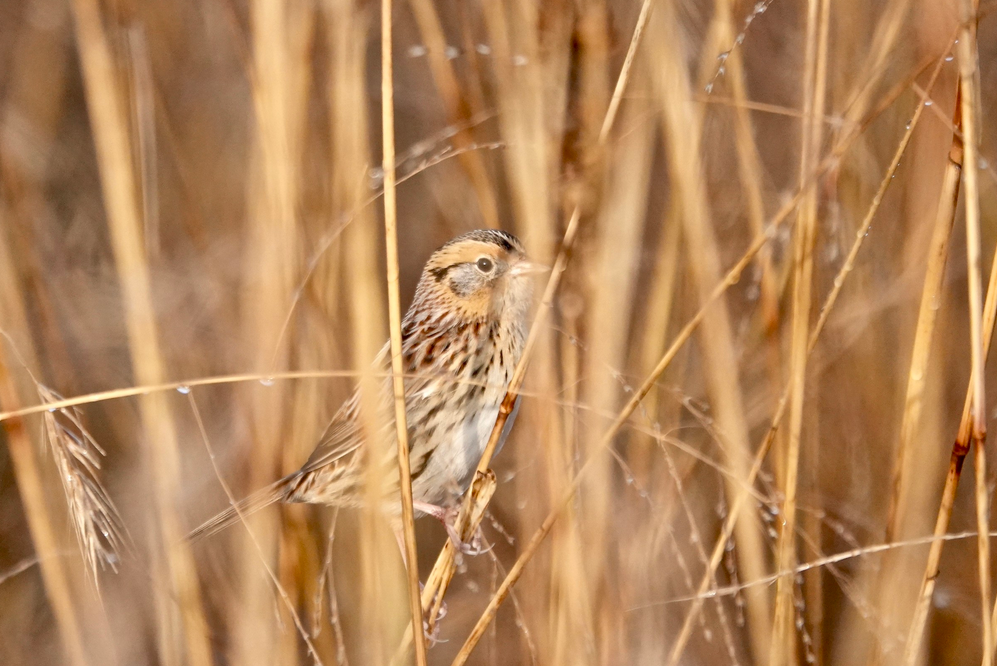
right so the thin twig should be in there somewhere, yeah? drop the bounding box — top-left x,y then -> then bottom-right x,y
453,0 -> 656,614
186,391 -> 325,666
629,531 -> 997,609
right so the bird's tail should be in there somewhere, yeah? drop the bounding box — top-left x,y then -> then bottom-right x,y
187,477 -> 294,543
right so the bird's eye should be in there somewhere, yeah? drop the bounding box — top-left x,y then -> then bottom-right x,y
475,257 -> 494,273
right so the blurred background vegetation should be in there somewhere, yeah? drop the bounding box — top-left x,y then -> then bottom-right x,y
1,0 -> 996,664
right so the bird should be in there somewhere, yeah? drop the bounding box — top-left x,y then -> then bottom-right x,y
188,229 -> 544,551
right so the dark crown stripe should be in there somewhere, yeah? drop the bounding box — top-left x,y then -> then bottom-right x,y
440,229 -> 523,255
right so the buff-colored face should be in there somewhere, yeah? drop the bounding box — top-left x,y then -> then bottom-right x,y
416,231 -> 544,322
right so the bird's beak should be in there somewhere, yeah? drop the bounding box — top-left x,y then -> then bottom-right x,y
510,260 -> 550,277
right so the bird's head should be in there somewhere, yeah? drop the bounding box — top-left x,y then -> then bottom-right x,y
413,230 -> 545,324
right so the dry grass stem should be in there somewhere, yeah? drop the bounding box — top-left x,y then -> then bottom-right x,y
903,53 -> 997,666
636,530 -> 997,607
954,4 -> 991,662
390,470 -> 496,662
863,40 -> 962,666
771,0 -> 826,661
666,42 -> 949,666
379,0 -> 428,661
70,0 -> 211,662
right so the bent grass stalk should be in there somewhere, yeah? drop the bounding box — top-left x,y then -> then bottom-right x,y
667,42 -> 950,666
954,3 -> 990,663
379,1 -> 658,660
419,0 -> 656,636
902,5 -> 989,664
631,530 -> 997,609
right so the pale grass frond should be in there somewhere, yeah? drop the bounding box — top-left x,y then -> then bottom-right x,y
37,385 -> 128,585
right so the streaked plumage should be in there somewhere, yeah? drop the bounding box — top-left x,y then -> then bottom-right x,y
189,230 -> 540,542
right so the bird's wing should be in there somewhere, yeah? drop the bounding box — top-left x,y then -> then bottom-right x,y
299,388 -> 365,474
188,386 -> 369,542
299,331 -> 447,475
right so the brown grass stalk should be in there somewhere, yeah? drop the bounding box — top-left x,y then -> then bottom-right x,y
864,65 -> 960,666
233,0 -> 311,661
901,5 -> 989,664
545,8 -> 608,661
803,2 -> 833,657
771,0 -> 825,661
632,202 -> 683,479
666,45 -> 947,666
422,0 -> 656,621
324,0 -> 397,661
883,100 -> 960,549
901,285 -> 996,666
636,530 -> 997,608
0,369 -> 570,424
69,1 -> 211,664
389,470 -> 496,661
956,3 -> 990,663
380,0 -> 428,661
578,78 -> 656,662
657,3 -> 773,659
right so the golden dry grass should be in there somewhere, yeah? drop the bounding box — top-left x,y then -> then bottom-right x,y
2,0 -> 997,664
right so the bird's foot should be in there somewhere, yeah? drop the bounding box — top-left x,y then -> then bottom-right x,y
414,501 -> 490,555
420,581 -> 448,645
443,518 -> 490,556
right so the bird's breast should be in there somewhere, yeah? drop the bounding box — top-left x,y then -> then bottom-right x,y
406,334 -> 520,505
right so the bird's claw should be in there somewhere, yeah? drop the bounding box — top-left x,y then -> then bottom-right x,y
443,517 -> 491,556
423,617 -> 442,645
433,505 -> 489,556
420,581 -> 448,645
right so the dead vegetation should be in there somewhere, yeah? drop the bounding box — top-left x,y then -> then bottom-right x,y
1,0 -> 997,664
